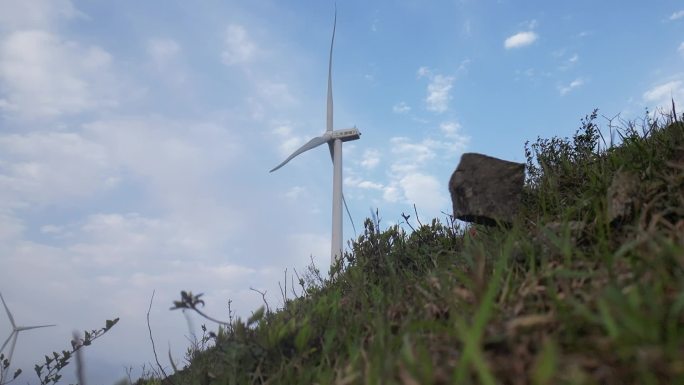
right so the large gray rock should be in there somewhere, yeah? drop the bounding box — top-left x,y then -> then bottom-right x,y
449,153 -> 525,226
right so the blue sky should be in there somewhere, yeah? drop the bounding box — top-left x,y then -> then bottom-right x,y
0,0 -> 683,383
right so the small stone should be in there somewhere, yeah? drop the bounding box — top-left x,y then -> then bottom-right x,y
449,153 -> 525,226
524,220 -> 586,259
606,170 -> 640,225
541,220 -> 585,247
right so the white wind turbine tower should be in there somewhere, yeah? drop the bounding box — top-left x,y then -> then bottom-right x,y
270,9 -> 361,267
0,292 -> 56,378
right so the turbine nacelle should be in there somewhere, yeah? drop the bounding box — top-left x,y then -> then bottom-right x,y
269,128 -> 360,173
331,127 -> 361,141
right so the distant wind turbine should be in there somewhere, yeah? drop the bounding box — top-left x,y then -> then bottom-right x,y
270,8 -> 361,267
0,292 -> 56,377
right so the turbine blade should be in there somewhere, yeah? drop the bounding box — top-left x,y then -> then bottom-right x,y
0,332 -> 14,353
7,334 -> 17,363
270,135 -> 329,172
342,193 -> 357,237
17,324 -> 56,331
326,6 -> 336,133
0,292 -> 16,328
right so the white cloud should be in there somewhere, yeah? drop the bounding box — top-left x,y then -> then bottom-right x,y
558,53 -> 579,70
390,125 -> 469,170
221,24 -> 258,66
417,66 -> 431,78
63,211 -> 248,267
0,30 -> 118,117
441,121 -> 470,153
643,80 -> 683,102
559,78 -> 584,95
0,98 -> 12,109
258,81 -> 297,106
280,137 -> 304,157
286,233 -> 330,268
0,111 -> 289,375
392,102 -> 411,114
374,120 -> 469,217
0,132 -> 112,209
285,186 -> 306,199
551,48 -> 566,58
521,19 -> 538,30
272,122 -> 306,156
382,184 -> 401,203
0,118 -> 245,254
457,59 -> 471,72
272,123 -> 293,136
399,173 -> 447,213
344,176 -> 383,190
670,10 -> 684,20
679,42 -> 684,56
147,38 -> 181,68
642,80 -> 684,113
462,20 -> 472,36
419,67 -> 456,112
0,205 -> 287,384
390,137 -> 437,165
346,175 -> 383,191
425,74 -> 455,113
377,174 -> 448,215
146,38 -> 189,86
440,121 -> 462,139
504,31 -> 538,49
40,224 -> 62,234
0,0 -> 84,30
71,213 -> 180,266
357,180 -> 383,190
148,38 -> 180,61
0,213 -> 24,241
83,118 -> 240,210
360,149 -> 380,169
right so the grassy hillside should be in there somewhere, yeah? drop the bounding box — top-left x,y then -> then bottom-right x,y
135,109 -> 684,385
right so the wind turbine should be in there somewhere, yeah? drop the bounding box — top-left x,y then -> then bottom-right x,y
0,292 -> 55,376
270,9 -> 361,267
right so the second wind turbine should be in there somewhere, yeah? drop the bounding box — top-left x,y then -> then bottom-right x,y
0,292 -> 56,380
270,10 -> 361,267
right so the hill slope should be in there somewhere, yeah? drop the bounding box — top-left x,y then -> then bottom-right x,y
137,110 -> 684,385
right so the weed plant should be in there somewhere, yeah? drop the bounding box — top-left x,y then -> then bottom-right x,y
0,318 -> 118,385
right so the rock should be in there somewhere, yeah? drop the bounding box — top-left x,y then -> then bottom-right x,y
537,220 -> 586,256
512,220 -> 586,262
449,153 -> 525,226
665,122 -> 684,165
606,170 -> 640,225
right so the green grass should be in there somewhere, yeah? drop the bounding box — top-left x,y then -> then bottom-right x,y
133,109 -> 684,385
